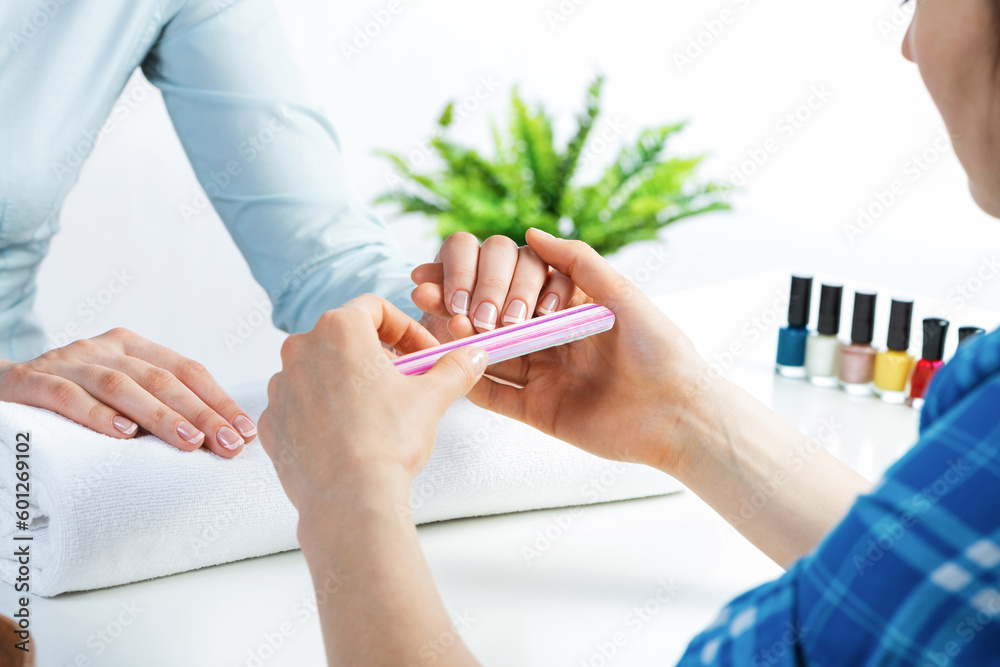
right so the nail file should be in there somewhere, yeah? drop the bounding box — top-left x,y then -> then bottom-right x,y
394,303 -> 616,376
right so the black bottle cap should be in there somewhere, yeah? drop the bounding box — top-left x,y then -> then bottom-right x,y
787,275 -> 812,327
886,299 -> 914,352
958,326 -> 986,344
921,318 -> 949,361
816,284 -> 843,335
849,292 -> 877,344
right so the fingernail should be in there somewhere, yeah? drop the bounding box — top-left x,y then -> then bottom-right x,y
538,293 -> 559,315
468,347 -> 488,374
472,302 -> 498,331
502,300 -> 528,326
233,414 -> 257,438
451,290 -> 470,315
112,415 -> 138,436
177,420 -> 205,445
217,426 -> 245,450
530,227 -> 554,238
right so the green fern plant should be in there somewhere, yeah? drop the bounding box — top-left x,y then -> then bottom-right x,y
375,77 -> 730,256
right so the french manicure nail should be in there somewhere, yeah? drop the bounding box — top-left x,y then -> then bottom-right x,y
538,293 -> 559,315
177,420 -> 205,445
112,415 -> 138,436
217,426 -> 244,450
472,302 -> 498,331
452,290 -> 471,315
233,414 -> 257,438
468,347 -> 488,374
502,300 -> 528,326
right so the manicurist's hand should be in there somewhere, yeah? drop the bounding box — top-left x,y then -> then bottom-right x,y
258,295 -> 485,667
465,228 -> 709,473
412,232 -> 581,340
259,294 -> 488,511
0,328 -> 256,457
468,230 -> 872,568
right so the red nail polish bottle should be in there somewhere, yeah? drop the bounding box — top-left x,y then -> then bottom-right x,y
908,318 -> 949,409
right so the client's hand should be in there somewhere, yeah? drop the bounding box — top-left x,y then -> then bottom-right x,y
258,294 -> 487,514
0,328 -> 256,457
466,229 -> 709,474
412,232 -> 582,340
258,295 -> 485,667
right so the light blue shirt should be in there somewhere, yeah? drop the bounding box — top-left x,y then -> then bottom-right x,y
0,0 -> 417,362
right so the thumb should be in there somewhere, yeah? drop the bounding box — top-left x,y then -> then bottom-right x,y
525,228 -> 636,306
420,346 -> 489,409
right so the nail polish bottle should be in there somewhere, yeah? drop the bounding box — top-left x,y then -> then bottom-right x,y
958,326 -> 986,345
776,275 -> 812,378
805,284 -> 843,386
838,291 -> 877,396
873,299 -> 915,404
908,318 -> 949,409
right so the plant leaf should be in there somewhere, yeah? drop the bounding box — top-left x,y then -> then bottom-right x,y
372,80 -> 732,257
438,103 -> 454,128
553,75 -> 603,209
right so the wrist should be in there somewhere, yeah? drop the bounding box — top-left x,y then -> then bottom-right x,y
296,460 -> 415,553
648,363 -> 737,480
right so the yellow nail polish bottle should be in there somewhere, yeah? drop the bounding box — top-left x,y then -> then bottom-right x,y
873,299 -> 915,403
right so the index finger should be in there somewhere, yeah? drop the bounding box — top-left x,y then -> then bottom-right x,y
411,262 -> 444,285
524,229 -> 636,307
113,330 -> 257,443
340,294 -> 441,355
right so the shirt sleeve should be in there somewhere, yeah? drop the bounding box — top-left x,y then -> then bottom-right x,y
678,373 -> 1000,666
141,0 -> 418,333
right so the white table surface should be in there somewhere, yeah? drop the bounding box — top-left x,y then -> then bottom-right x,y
5,270 -> 999,667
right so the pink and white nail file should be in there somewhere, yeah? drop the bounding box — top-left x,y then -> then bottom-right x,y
394,303 -> 616,376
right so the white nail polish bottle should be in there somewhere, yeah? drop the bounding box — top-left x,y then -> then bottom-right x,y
805,284 -> 843,387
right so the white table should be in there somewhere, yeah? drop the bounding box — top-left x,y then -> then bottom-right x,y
5,271 -> 997,667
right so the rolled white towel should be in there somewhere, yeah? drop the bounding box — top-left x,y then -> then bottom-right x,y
0,381 -> 681,597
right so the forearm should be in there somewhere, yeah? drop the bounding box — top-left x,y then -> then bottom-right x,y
668,378 -> 873,567
296,466 -> 479,667
271,243 -> 418,334
147,0 -> 418,336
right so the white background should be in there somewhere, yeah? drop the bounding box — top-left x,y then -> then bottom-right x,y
36,0 -> 1000,386
15,2 -> 1000,663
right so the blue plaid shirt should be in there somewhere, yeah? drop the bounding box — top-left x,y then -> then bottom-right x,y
679,329 -> 1000,666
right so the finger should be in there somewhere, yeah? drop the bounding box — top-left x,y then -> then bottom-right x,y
501,245 -> 549,326
338,294 -> 440,355
525,228 -> 637,307
411,262 -> 444,285
54,362 -> 207,452
482,355 -> 532,386
442,315 -> 534,384
411,282 -> 451,320
418,311 -> 454,345
469,235 -> 519,332
419,346 -> 489,411
466,374 -> 527,424
15,369 -> 139,440
439,232 -> 481,317
535,269 -> 577,316
109,329 -> 257,445
446,314 -> 477,341
107,355 -> 248,457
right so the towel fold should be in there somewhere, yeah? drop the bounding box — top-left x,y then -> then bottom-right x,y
0,381 -> 681,597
